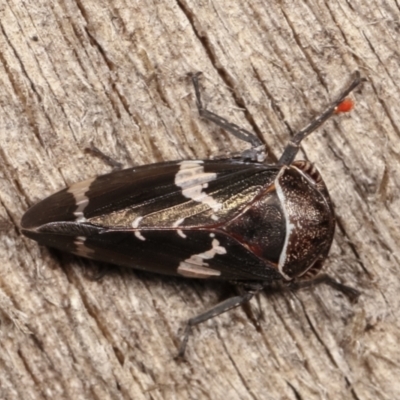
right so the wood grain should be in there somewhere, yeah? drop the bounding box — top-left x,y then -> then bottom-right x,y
0,1 -> 399,399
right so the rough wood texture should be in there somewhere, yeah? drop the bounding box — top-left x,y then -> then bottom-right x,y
0,1 -> 398,399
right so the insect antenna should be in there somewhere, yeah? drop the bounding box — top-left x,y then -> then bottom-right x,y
278,71 -> 364,166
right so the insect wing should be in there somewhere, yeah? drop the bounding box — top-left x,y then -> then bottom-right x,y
21,160 -> 282,281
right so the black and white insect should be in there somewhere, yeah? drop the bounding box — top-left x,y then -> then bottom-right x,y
21,72 -> 362,356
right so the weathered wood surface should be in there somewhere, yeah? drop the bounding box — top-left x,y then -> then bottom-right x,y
0,1 -> 399,399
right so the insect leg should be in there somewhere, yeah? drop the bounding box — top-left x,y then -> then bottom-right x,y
177,287 -> 260,358
278,71 -> 364,166
290,273 -> 360,302
84,143 -> 123,170
190,72 -> 264,149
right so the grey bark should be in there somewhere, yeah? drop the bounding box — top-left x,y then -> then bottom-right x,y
0,1 -> 399,399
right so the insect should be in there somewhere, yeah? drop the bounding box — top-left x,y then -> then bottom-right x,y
21,72 -> 363,356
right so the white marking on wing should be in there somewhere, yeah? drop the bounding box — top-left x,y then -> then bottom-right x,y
175,161 -> 222,214
67,177 -> 96,222
177,238 -> 226,278
132,216 -> 146,241
173,217 -> 187,238
73,236 -> 94,258
132,216 -> 143,228
173,217 -> 185,227
177,263 -> 221,278
177,230 -> 187,239
134,232 -> 146,241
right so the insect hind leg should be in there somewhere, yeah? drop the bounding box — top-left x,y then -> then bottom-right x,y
190,72 -> 265,162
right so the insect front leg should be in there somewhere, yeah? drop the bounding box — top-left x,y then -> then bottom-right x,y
290,273 -> 360,302
190,72 -> 265,162
177,284 -> 262,358
84,143 -> 124,170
